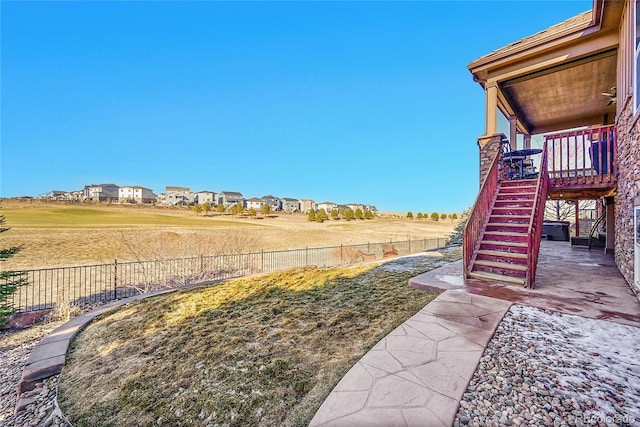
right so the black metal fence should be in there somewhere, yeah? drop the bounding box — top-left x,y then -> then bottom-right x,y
5,237 -> 447,313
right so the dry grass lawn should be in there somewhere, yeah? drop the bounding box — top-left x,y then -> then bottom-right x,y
58,248 -> 461,427
1,200 -> 456,270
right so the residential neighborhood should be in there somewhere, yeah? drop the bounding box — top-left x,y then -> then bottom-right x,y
38,183 -> 378,214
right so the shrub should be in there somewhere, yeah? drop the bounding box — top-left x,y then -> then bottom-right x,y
0,215 -> 27,327
407,212 -> 413,219
430,212 -> 439,221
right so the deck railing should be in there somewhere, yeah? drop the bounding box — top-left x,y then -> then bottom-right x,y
525,143 -> 549,288
545,125 -> 616,189
463,150 -> 501,279
4,237 -> 447,314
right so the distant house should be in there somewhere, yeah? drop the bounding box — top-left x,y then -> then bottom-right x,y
245,197 -> 265,210
83,184 -> 120,203
261,195 -> 281,211
193,191 -> 216,205
347,203 -> 365,212
165,186 -> 190,206
218,191 -> 244,208
281,198 -> 300,213
317,201 -> 338,212
365,205 -> 378,213
118,186 -> 157,204
299,199 -> 316,213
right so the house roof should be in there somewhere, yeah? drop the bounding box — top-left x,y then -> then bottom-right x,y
220,191 -> 243,196
468,0 -> 622,134
468,10 -> 594,70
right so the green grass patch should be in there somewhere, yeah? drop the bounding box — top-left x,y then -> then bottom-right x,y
2,206 -> 257,228
58,249 -> 461,426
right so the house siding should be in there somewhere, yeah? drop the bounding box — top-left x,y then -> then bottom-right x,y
614,1 -> 640,295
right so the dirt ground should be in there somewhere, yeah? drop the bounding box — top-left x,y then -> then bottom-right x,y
1,202 -> 456,270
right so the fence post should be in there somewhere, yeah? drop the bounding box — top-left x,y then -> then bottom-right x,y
409,238 -> 411,253
306,247 -> 309,266
437,238 -> 440,248
340,245 -> 343,261
114,259 -> 118,299
261,250 -> 264,271
367,242 -> 370,252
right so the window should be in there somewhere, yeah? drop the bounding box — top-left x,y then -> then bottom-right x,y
635,0 -> 640,113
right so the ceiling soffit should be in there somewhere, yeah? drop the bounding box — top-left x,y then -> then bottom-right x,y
500,49 -> 617,134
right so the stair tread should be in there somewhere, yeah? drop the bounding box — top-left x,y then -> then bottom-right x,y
481,240 -> 528,247
477,249 -> 527,259
487,222 -> 528,227
474,260 -> 527,271
491,214 -> 531,218
468,271 -> 526,285
483,230 -> 528,236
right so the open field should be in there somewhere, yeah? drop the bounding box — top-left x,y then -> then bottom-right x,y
0,200 -> 456,270
57,250 -> 460,426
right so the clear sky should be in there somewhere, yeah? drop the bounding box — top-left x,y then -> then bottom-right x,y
1,0 -> 592,213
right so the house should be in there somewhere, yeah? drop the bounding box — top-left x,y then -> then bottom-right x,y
83,184 -> 119,203
299,199 -> 317,213
245,197 -> 265,211
261,195 -> 281,211
347,203 -> 365,213
165,186 -> 190,206
464,0 -> 639,295
317,202 -> 338,212
281,198 -> 300,212
118,186 -> 157,204
193,191 -> 216,205
218,191 -> 244,208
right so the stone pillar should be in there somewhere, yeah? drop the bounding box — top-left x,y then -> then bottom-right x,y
477,133 -> 506,187
605,197 -> 615,253
485,83 -> 498,136
524,134 -> 531,150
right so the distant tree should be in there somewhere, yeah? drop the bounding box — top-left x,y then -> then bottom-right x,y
407,212 -> 414,219
431,212 -> 440,221
1,215 -> 27,327
343,208 -> 355,221
307,209 -> 316,222
216,204 -> 226,214
449,208 -> 470,245
417,212 -> 423,220
355,208 -> 364,220
331,209 -> 339,220
193,203 -> 203,216
364,210 -> 374,220
230,203 -> 245,215
203,202 -> 211,216
248,207 -> 257,217
440,213 -> 447,221
261,204 -> 271,216
451,213 -> 458,220
317,208 -> 329,222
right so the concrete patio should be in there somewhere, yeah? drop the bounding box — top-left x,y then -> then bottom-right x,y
411,240 -> 640,327
310,240 -> 640,426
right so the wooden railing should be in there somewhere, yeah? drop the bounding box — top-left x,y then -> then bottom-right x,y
525,142 -> 549,288
463,151 -> 501,279
545,125 -> 616,190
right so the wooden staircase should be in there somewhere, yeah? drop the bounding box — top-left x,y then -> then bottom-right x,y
468,179 -> 538,286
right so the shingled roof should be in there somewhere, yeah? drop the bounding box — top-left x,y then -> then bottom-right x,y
469,9 -> 593,70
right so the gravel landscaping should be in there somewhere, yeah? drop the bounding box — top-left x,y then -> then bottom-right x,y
0,321 -> 68,427
455,305 -> 640,427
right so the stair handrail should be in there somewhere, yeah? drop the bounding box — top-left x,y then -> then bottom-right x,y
525,142 -> 549,288
463,149 -> 501,279
587,211 -> 607,251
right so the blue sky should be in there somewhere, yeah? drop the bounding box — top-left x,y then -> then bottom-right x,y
1,1 -> 591,213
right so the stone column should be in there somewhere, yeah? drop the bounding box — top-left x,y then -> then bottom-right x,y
605,196 -> 615,253
477,133 -> 506,187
